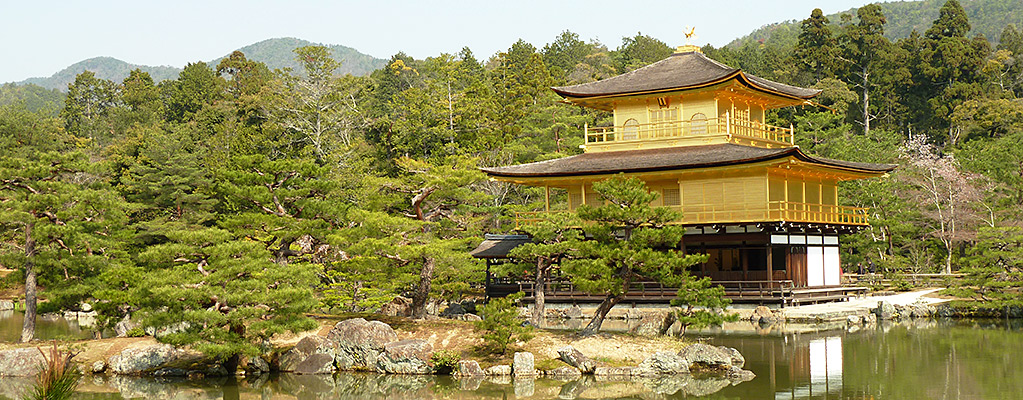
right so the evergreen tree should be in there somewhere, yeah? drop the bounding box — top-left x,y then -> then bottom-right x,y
507,212 -> 582,326
794,8 -> 837,82
561,177 -> 705,335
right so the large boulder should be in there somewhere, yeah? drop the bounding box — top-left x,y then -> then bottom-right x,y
633,312 -> 674,336
512,352 -> 536,376
0,300 -> 16,311
678,343 -> 735,369
376,339 -> 433,374
114,314 -> 140,338
107,343 -> 222,376
279,335 -> 337,374
636,351 -> 690,375
327,318 -> 398,371
752,306 -> 781,326
0,347 -> 47,377
557,345 -> 595,373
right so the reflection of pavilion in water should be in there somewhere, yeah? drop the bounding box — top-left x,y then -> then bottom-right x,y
709,333 -> 843,400
779,336 -> 843,399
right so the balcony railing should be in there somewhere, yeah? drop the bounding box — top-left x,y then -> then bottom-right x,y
585,112 -> 794,146
515,201 -> 868,229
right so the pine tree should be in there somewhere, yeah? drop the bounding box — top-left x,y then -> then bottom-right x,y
561,176 -> 704,335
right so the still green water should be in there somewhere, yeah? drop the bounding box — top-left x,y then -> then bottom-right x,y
1,319 -> 1021,399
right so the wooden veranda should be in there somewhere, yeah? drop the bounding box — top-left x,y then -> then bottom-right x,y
485,279 -> 866,308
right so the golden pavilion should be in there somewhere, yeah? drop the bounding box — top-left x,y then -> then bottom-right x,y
474,44 -> 895,304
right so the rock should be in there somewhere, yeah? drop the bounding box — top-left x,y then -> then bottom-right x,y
279,335 -> 336,373
376,339 -> 433,374
328,318 -> 398,371
872,301 -> 897,320
633,312 -> 674,336
637,351 -> 691,375
458,313 -> 482,322
114,314 -> 139,338
454,360 -> 484,377
625,308 -> 644,320
847,315 -> 862,325
0,300 -> 14,311
0,347 -> 47,376
679,343 -> 734,370
144,322 -> 189,339
545,366 -> 582,379
440,302 -> 466,316
485,365 -> 511,376
80,302 -> 93,312
92,360 -> 106,374
512,352 -> 535,376
726,365 -> 756,382
294,353 -> 336,375
565,306 -> 584,319
720,346 -> 745,368
753,305 -> 781,325
243,356 -> 269,375
380,296 -> 413,317
107,343 -> 221,376
594,366 -> 635,376
557,345 -> 595,373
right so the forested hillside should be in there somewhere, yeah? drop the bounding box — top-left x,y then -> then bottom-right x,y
730,0 -> 1022,50
12,38 -> 386,91
1,0 -> 1020,354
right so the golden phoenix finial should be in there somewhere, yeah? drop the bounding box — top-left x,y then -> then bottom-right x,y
684,26 -> 697,45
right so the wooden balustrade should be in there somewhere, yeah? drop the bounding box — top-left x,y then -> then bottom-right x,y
584,113 -> 794,145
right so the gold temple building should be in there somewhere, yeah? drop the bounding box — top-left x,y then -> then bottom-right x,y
474,44 -> 895,304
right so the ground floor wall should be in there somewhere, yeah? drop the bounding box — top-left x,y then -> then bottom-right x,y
683,227 -> 843,288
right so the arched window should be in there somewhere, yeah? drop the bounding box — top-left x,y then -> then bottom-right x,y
690,113 -> 708,136
622,118 -> 639,140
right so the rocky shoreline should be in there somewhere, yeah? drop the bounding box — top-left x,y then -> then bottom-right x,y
0,317 -> 755,390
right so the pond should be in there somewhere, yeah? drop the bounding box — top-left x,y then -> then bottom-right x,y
0,310 -> 103,343
1,319 -> 1021,399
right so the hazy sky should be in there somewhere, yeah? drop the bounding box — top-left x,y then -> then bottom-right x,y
1,0 -> 880,84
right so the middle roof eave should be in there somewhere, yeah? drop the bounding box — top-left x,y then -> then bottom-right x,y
480,144 -> 897,178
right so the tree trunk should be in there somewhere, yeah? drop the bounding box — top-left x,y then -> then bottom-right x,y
411,257 -> 435,319
531,259 -> 546,327
862,67 -> 871,136
580,293 -> 622,336
21,223 -> 36,343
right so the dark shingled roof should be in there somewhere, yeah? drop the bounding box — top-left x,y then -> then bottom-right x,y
552,51 -> 821,100
470,234 -> 532,258
481,144 -> 896,178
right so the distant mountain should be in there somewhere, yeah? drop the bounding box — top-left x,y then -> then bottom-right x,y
20,57 -> 180,91
728,0 -> 1022,49
210,38 -> 387,77
13,38 -> 387,92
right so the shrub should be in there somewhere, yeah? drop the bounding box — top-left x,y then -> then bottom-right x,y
474,292 -> 533,355
430,350 -> 460,374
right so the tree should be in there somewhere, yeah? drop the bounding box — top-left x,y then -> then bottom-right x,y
615,33 -> 673,72
60,71 -> 119,141
561,177 -> 704,335
507,212 -> 582,326
0,150 -> 126,342
269,46 -> 368,164
902,135 -> 984,273
950,226 -> 1023,306
794,8 -> 837,82
838,4 -> 891,135
668,273 -> 735,335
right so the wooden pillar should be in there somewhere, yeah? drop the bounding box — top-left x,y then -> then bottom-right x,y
544,185 -> 550,212
767,245 -> 774,286
580,182 -> 586,205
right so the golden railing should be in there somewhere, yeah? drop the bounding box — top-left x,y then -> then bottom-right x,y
585,113 -> 794,145
515,202 -> 868,229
